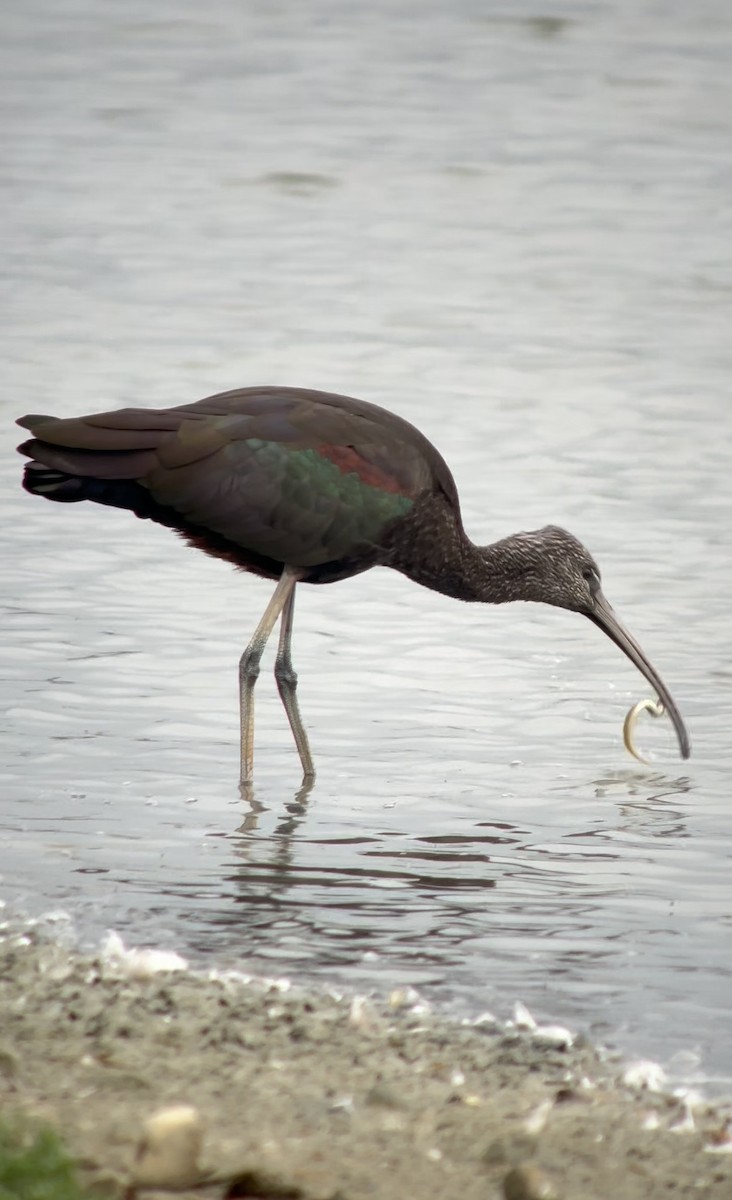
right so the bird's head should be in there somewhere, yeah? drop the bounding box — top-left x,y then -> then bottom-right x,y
502,525 -> 690,759
504,525 -> 603,613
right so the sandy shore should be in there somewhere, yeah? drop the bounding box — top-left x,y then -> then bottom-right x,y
0,932 -> 730,1199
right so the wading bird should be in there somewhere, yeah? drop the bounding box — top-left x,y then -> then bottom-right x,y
17,387 -> 690,783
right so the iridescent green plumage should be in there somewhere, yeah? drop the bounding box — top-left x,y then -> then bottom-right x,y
239,441 -> 414,565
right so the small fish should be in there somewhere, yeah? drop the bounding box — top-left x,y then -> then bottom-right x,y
623,697 -> 666,764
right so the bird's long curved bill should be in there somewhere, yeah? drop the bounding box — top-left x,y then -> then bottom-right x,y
588,592 -> 690,760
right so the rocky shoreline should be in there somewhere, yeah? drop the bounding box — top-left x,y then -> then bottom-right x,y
0,933 -> 730,1199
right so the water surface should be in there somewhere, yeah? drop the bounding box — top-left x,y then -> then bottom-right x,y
2,0 -> 731,1092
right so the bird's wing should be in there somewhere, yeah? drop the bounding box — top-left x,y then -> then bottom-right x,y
148,388 -> 436,564
18,388 -> 455,567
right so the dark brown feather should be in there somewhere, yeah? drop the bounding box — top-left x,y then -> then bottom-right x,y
17,386 -> 460,583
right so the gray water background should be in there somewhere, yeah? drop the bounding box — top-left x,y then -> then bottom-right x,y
1,0 -> 731,1090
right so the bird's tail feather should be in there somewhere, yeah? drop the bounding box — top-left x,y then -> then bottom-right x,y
22,462 -> 87,502
21,458 -> 152,513
17,413 -> 163,512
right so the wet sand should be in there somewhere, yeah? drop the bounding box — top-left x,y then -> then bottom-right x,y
0,933 -> 730,1199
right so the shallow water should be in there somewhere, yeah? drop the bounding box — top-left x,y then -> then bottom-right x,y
2,0 -> 731,1091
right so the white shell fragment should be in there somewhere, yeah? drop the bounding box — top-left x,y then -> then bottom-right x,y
132,1105 -> 203,1189
349,995 -> 377,1030
623,1059 -> 667,1092
623,697 -> 665,764
512,1002 -> 537,1031
388,986 -> 428,1013
471,1011 -> 498,1027
523,1098 -> 554,1135
531,1024 -> 575,1050
641,1111 -> 661,1131
101,931 -> 188,979
510,1003 -> 573,1049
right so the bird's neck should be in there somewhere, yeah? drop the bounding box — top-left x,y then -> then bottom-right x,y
432,535 -> 537,604
385,496 -> 533,605
467,536 -> 539,604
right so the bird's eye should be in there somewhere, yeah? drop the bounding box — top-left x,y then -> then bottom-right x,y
582,566 -> 598,585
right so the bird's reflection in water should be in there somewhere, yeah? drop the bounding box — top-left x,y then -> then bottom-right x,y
232,777 -> 316,883
223,768 -> 697,918
565,770 -> 694,839
237,777 -> 315,835
590,770 -> 692,802
189,765 -> 712,1057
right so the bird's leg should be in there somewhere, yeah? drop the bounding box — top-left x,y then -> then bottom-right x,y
239,568 -> 301,786
274,585 -> 315,782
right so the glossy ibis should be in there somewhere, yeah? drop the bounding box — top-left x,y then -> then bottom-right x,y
17,386 -> 690,782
